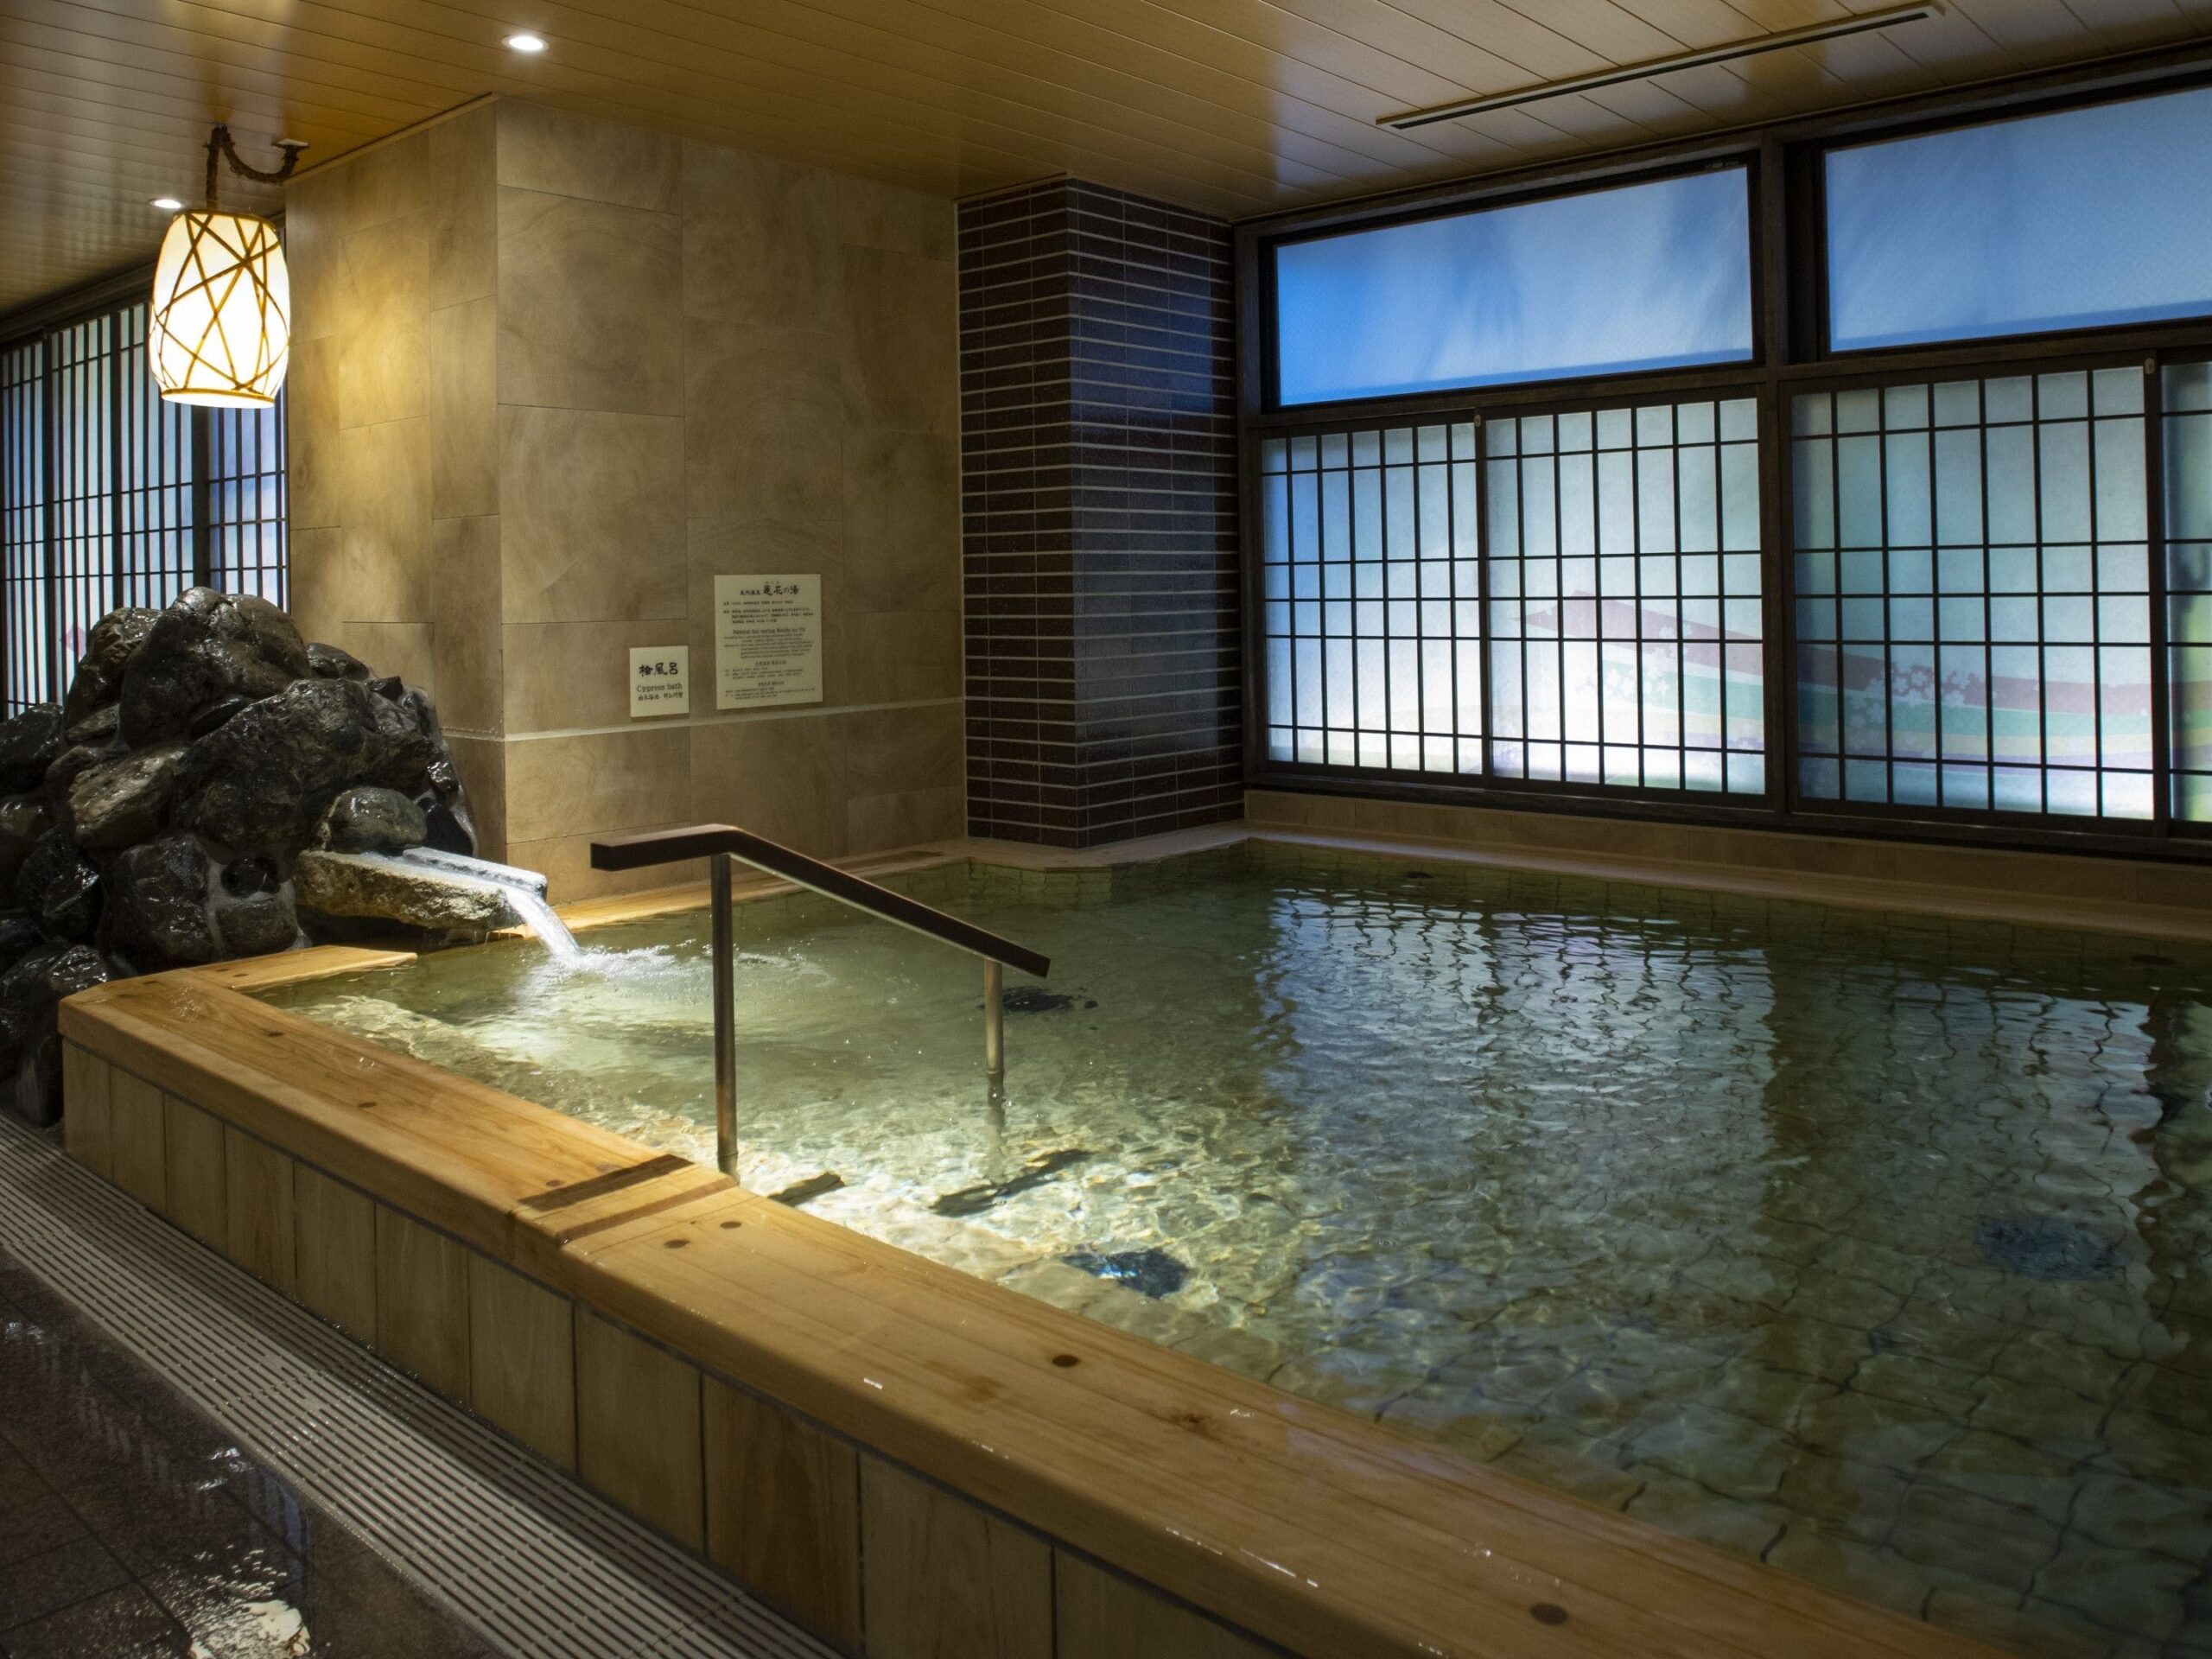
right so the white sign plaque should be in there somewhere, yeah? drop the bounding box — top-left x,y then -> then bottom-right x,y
715,575 -> 823,710
628,645 -> 691,718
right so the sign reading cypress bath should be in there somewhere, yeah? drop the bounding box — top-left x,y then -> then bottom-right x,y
714,575 -> 822,710
627,647 -> 690,718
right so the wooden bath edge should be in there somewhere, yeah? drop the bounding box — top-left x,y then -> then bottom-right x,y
53,959 -> 2007,1659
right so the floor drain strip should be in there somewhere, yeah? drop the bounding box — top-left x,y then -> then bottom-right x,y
0,1117 -> 832,1659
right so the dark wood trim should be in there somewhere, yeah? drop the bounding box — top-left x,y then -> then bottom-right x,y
189,408 -> 213,589
1249,761 -> 2212,866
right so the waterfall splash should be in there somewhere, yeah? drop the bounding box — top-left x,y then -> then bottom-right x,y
389,848 -> 582,962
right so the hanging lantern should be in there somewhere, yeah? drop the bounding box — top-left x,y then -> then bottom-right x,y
149,210 -> 291,407
149,124 -> 307,408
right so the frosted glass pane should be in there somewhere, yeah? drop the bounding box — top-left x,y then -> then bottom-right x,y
1274,169 -> 1752,404
1484,394 -> 1763,793
1792,378 -> 2151,819
1827,86 -> 2212,352
1256,419 -> 1481,777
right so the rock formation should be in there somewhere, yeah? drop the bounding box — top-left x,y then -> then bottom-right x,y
0,588 -> 490,1128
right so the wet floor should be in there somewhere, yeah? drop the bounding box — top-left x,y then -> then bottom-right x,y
0,1248 -> 492,1659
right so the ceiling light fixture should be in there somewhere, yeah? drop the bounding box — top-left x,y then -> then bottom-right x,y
1378,2 -> 1942,130
504,31 -> 547,53
148,124 -> 307,408
149,196 -> 185,212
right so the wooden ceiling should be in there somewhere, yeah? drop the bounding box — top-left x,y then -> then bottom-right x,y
4,0 -> 2209,316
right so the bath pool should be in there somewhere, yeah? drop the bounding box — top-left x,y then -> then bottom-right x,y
262,843 -> 2212,1656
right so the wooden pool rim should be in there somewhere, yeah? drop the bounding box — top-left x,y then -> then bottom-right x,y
53,853 -> 2012,1659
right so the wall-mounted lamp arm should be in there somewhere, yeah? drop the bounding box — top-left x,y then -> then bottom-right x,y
203,124 -> 308,210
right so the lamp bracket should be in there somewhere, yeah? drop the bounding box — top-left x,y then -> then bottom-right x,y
203,124 -> 308,211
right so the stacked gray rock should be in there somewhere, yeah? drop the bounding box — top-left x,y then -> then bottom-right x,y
0,588 -> 479,1127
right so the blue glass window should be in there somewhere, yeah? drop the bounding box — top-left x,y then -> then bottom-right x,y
1272,168 -> 1753,406
1827,86 -> 2212,353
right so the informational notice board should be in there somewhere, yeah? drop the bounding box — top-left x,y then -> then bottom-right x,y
627,645 -> 691,717
714,575 -> 823,710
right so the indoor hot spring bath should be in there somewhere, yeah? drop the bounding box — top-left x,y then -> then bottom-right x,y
260,843 -> 2212,1659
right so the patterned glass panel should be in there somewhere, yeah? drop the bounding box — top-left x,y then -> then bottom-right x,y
1260,423 -> 1481,772
1484,397 -> 1764,793
1791,368 -> 2152,818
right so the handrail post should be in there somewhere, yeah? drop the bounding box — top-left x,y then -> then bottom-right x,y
983,957 -> 1005,1093
709,850 -> 738,1179
591,827 -> 1050,1179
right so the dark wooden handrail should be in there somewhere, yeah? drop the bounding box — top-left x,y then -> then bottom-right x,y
590,823 -> 1051,980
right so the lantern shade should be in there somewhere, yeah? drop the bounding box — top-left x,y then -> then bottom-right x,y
149,210 -> 291,408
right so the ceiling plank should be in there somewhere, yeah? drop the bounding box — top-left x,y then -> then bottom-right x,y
3,0 -> 2205,315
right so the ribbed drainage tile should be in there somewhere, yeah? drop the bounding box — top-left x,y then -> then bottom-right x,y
0,1116 -> 835,1659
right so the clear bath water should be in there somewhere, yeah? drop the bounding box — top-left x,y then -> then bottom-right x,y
262,845 -> 2212,1658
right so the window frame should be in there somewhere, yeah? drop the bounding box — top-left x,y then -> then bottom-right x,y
0,268 -> 289,714
1253,379 -> 1780,820
1777,345 -> 2170,843
1237,42 -> 2212,864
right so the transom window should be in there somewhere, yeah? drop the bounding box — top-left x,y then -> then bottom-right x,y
1272,167 -> 1752,406
1826,84 -> 2212,353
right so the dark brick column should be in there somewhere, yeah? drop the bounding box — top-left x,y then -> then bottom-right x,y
958,181 -> 1241,848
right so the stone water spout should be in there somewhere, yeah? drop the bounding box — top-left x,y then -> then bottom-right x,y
294,844 -> 581,960
0,588 -> 490,1126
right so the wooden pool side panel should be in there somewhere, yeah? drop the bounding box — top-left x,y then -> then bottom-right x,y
57,973 -> 2009,1659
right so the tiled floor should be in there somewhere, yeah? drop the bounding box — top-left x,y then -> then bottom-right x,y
0,1249 -> 493,1659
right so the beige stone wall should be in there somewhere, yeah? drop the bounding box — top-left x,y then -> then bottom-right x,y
286,99 -> 963,898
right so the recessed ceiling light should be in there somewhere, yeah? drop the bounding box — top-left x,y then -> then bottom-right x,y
150,196 -> 185,212
504,31 -> 546,53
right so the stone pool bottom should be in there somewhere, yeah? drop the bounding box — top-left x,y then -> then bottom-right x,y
261,842 -> 2212,1659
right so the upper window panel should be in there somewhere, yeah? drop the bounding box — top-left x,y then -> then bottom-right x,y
1827,86 -> 2212,353
1272,168 -> 1754,406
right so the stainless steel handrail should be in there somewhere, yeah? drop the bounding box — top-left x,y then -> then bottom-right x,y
590,824 -> 1050,1178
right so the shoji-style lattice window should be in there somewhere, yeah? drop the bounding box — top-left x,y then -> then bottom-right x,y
1790,368 -> 2152,820
1258,423 -> 1483,775
1258,397 -> 1767,796
1484,397 -> 1765,794
1,338 -> 44,715
0,296 -> 284,714
207,400 -> 288,606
